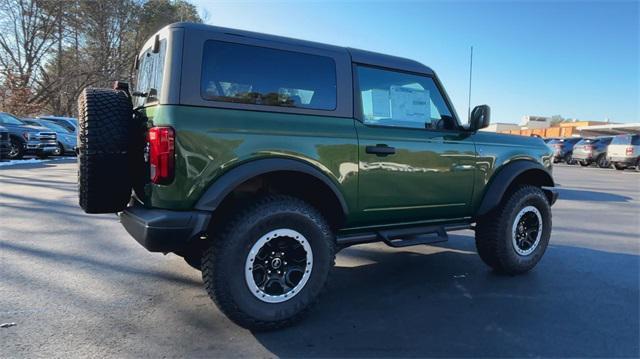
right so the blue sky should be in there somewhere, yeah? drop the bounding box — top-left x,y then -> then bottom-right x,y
191,0 -> 639,124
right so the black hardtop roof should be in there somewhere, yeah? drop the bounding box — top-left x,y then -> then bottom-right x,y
168,22 -> 435,75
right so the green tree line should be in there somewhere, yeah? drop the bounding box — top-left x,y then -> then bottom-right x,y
0,0 -> 203,117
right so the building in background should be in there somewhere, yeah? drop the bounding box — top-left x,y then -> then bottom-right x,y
484,114 -> 614,138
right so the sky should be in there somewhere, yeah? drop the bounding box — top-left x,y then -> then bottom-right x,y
191,0 -> 639,124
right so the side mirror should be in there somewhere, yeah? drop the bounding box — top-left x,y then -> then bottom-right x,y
469,105 -> 490,131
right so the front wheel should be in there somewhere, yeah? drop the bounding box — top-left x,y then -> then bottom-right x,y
596,154 -> 610,169
579,160 -> 590,167
475,185 -> 552,274
202,195 -> 335,330
8,138 -> 24,160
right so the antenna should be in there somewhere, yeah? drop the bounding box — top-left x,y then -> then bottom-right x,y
467,46 -> 473,121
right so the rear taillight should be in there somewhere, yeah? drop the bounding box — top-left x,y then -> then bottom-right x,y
148,127 -> 175,185
626,146 -> 634,156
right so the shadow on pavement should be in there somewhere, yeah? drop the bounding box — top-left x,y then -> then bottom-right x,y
556,188 -> 632,202
249,238 -> 639,358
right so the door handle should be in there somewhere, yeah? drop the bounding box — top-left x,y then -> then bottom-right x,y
366,144 -> 396,156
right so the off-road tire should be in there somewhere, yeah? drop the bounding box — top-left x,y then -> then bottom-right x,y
475,185 -> 552,275
77,88 -> 135,214
202,195 -> 335,330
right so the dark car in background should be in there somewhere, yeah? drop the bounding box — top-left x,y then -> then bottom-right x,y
0,112 -> 58,159
548,137 -> 582,164
572,137 -> 613,168
37,116 -> 77,133
22,118 -> 77,156
0,125 -> 9,160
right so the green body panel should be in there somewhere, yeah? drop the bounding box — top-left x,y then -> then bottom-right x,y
144,105 -> 359,215
352,121 -> 476,226
469,131 -> 554,212
141,105 -> 553,231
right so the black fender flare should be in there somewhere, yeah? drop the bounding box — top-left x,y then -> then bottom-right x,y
194,158 -> 349,216
477,160 -> 555,217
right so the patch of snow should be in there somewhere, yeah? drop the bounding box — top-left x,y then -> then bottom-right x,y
0,157 -> 74,168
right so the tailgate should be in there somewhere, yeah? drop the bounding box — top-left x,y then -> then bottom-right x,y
607,144 -> 628,157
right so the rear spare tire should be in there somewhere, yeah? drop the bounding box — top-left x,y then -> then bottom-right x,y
77,88 -> 135,213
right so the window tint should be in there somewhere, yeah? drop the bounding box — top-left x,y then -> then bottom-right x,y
135,39 -> 167,107
356,66 -> 456,130
0,113 -> 25,125
201,41 -> 337,111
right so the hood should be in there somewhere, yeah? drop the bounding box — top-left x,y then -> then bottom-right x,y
23,125 -> 51,132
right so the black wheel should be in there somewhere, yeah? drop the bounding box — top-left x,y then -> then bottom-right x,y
202,195 -> 335,330
475,185 -> 552,275
596,154 -> 610,169
614,163 -> 626,171
77,88 -> 138,214
564,152 -> 573,164
7,137 -> 24,160
579,160 -> 590,167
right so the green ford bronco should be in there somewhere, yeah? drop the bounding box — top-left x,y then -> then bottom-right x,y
77,23 -> 558,330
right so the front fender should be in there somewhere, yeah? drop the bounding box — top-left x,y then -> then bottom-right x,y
476,160 -> 555,217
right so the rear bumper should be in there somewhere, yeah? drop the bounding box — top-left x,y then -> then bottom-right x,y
608,156 -> 638,166
119,202 -> 211,252
572,153 -> 593,161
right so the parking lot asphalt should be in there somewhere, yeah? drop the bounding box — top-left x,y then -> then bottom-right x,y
1,160 -> 638,358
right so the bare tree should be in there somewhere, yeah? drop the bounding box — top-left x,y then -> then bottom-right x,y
0,0 -> 59,115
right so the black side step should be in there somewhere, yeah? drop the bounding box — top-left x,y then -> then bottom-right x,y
378,225 -> 448,248
336,223 -> 472,249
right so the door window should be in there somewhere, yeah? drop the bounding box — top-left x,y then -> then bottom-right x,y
356,66 -> 457,130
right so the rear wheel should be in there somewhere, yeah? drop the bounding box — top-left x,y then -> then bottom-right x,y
564,152 -> 573,164
202,195 -> 335,330
475,185 -> 552,274
579,160 -> 590,167
614,163 -> 626,171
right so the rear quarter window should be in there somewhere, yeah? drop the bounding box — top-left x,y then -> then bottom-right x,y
200,40 -> 337,111
134,39 -> 167,107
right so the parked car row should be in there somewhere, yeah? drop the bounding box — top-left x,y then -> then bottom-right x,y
0,112 -> 77,160
545,134 -> 640,171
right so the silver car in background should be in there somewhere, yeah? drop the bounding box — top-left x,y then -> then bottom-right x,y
22,118 -> 77,156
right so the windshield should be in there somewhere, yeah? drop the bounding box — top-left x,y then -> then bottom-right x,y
39,120 -> 72,133
0,112 -> 26,125
576,139 -> 598,145
134,39 -> 167,107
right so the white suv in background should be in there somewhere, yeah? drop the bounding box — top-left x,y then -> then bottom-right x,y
607,134 -> 640,171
